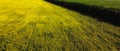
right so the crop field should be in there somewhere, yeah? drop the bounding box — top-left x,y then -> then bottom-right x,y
0,0 -> 120,51
64,0 -> 120,9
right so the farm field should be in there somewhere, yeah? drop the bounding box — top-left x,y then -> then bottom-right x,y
0,0 -> 120,51
64,0 -> 120,9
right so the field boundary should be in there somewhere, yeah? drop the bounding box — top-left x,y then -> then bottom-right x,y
45,0 -> 120,26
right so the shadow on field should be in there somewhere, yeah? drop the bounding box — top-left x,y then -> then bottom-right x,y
45,0 -> 120,26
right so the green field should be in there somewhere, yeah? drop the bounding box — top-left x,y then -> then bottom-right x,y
0,0 -> 120,51
64,0 -> 120,9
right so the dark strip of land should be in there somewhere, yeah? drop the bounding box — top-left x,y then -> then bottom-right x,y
45,0 -> 120,26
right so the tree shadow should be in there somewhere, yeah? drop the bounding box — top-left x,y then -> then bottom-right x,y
45,0 -> 120,26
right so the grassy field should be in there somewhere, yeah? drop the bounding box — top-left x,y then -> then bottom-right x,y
0,0 -> 120,51
64,0 -> 120,9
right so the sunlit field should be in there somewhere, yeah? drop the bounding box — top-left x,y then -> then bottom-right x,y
0,0 -> 120,51
64,0 -> 120,9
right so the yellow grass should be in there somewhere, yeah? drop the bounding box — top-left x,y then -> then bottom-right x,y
0,0 -> 120,51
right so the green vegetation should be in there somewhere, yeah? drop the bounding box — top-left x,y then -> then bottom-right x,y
64,0 -> 120,9
0,0 -> 120,51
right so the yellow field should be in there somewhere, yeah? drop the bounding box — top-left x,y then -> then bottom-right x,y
0,0 -> 120,51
